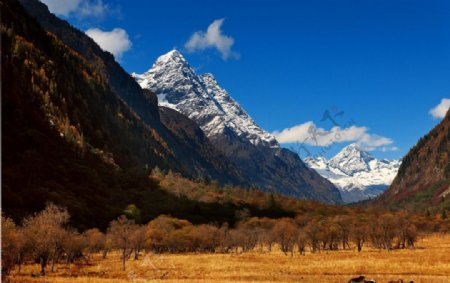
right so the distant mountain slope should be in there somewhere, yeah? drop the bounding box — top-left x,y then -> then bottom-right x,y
159,106 -> 243,182
17,0 -> 244,185
377,111 -> 450,210
305,144 -> 400,203
133,50 -> 342,204
2,0 -> 258,228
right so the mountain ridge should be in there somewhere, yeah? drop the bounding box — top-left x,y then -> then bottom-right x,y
133,50 -> 342,203
377,111 -> 450,210
17,0 -> 248,186
305,143 -> 400,203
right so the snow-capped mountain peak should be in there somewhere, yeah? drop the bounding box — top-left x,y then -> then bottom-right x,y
304,144 -> 401,203
130,50 -> 343,203
132,50 -> 278,148
329,143 -> 375,175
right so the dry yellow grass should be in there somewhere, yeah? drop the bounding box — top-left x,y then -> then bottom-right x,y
8,234 -> 450,283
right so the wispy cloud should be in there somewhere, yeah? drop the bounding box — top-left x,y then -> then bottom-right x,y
185,18 -> 239,60
85,28 -> 132,59
41,0 -> 109,18
429,98 -> 450,119
77,0 -> 109,18
272,121 -> 397,152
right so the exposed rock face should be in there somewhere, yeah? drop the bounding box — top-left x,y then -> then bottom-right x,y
134,51 -> 342,203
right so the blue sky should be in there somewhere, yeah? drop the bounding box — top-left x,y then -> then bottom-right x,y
42,0 -> 450,159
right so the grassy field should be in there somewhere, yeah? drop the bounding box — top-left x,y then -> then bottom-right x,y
7,234 -> 450,283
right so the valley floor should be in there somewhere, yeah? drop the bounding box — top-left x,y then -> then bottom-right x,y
7,234 -> 450,283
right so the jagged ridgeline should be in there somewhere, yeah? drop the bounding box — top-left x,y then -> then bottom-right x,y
305,143 -> 401,203
15,0 -> 342,203
1,0 -> 248,229
3,0 -> 344,230
133,50 -> 342,203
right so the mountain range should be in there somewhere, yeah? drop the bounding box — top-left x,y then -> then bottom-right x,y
4,0 -> 449,230
132,50 -> 341,203
3,0 -> 342,229
304,144 -> 401,203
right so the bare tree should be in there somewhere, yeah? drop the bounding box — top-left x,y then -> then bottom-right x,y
378,214 -> 398,250
108,215 -> 135,271
62,231 -> 87,264
271,218 -> 298,256
83,228 -> 106,258
305,220 -> 320,253
334,215 -> 352,249
297,229 -> 308,255
2,215 -> 20,277
130,225 -> 147,260
350,217 -> 368,252
22,204 -> 69,275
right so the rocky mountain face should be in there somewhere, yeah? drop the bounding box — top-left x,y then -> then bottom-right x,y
378,111 -> 450,210
17,0 -> 244,185
305,144 -> 401,203
133,51 -> 342,203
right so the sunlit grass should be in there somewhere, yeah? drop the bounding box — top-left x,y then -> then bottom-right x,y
8,234 -> 450,283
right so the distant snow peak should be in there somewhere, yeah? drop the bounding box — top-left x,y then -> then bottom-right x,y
304,143 -> 401,203
133,50 -> 279,149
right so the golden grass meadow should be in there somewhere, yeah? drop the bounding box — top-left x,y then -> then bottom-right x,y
7,234 -> 450,283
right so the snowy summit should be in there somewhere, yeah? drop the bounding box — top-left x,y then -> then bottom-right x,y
304,143 -> 401,203
132,50 -> 278,148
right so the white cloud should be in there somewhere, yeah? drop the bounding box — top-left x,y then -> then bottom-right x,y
40,0 -> 81,16
272,121 -> 397,152
185,18 -> 239,60
77,0 -> 109,18
429,98 -> 450,119
40,0 -> 108,18
85,28 -> 132,59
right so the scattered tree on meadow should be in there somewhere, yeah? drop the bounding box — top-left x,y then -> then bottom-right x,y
271,218 -> 297,255
130,225 -> 147,260
83,228 -> 106,256
334,215 -> 352,249
62,230 -> 86,264
2,216 -> 20,277
350,216 -> 368,252
22,203 -> 70,275
305,220 -> 321,253
108,215 -> 136,271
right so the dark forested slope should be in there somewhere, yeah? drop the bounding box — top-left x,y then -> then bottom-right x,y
378,110 -> 450,211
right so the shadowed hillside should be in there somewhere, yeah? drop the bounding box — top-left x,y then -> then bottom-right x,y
378,110 -> 450,211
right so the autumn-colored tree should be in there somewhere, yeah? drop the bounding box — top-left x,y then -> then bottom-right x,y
238,217 -> 274,252
321,218 -> 339,250
226,228 -> 247,254
146,215 -> 192,253
190,224 -> 222,252
305,219 -> 321,253
396,215 -> 418,249
130,225 -> 147,259
334,215 -> 352,249
350,216 -> 368,252
83,228 -> 106,256
296,229 -> 308,255
22,203 -> 70,275
62,230 -> 87,264
107,215 -> 136,271
2,216 -> 20,277
271,218 -> 298,255
368,213 -> 398,250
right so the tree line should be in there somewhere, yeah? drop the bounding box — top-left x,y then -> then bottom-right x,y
2,203 -> 449,277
